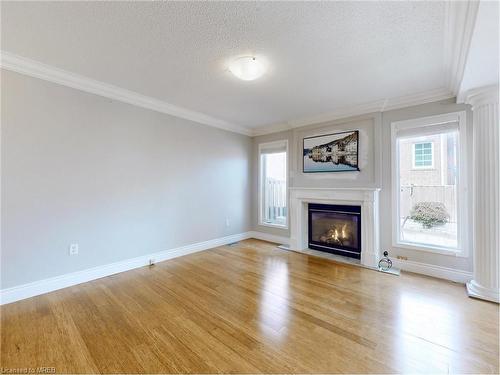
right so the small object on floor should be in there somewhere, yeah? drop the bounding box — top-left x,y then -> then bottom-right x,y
378,250 -> 392,270
378,250 -> 400,276
149,259 -> 156,267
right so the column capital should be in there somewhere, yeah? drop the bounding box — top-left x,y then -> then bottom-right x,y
465,85 -> 499,110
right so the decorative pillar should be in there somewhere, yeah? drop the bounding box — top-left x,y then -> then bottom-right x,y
466,85 -> 499,303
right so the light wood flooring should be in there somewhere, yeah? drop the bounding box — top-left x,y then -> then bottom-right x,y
1,239 -> 498,373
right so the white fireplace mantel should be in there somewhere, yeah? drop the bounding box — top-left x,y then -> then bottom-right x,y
289,187 -> 381,268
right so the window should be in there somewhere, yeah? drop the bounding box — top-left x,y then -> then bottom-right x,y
391,112 -> 469,256
413,142 -> 433,168
259,140 -> 288,227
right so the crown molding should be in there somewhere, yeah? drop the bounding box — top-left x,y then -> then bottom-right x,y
444,0 -> 480,95
1,50 -> 459,138
0,51 -> 252,136
251,87 -> 454,136
464,84 -> 499,109
251,121 -> 297,137
381,87 -> 455,111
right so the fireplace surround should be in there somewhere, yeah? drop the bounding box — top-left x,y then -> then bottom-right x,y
289,187 -> 380,268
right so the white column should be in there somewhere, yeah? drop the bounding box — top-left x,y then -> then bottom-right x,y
361,190 -> 380,268
466,85 -> 499,303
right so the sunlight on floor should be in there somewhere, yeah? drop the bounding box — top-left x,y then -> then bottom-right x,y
259,257 -> 291,342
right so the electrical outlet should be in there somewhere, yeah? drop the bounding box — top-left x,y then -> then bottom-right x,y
69,243 -> 79,255
225,217 -> 230,227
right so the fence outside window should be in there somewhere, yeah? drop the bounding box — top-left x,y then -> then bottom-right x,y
263,177 -> 287,225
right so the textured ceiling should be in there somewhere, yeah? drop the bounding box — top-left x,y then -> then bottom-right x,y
1,1 -> 447,129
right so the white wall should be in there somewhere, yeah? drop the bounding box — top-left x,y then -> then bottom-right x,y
252,99 -> 473,272
291,115 -> 382,189
1,70 -> 252,289
252,114 -> 382,237
1,69 -> 473,293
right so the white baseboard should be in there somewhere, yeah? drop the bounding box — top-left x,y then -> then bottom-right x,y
0,232 -> 473,305
248,231 -> 290,246
391,258 -> 473,284
0,232 -> 252,305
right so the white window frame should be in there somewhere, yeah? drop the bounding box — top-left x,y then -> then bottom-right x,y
258,140 -> 289,229
391,111 -> 469,257
412,141 -> 434,169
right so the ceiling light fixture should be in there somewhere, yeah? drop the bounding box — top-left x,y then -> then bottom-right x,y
229,56 -> 265,81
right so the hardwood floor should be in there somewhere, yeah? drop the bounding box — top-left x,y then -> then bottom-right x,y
1,239 -> 498,373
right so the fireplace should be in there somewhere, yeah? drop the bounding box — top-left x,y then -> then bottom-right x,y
308,203 -> 362,259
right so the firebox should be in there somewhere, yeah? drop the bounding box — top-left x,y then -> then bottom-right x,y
308,203 -> 361,259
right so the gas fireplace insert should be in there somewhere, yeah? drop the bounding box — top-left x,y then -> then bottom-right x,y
308,203 -> 361,259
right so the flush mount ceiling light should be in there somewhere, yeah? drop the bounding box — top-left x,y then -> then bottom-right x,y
229,56 -> 266,81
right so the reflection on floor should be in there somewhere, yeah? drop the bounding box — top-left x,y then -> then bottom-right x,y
278,243 -> 363,266
1,239 -> 498,373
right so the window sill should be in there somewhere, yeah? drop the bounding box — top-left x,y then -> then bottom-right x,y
393,241 -> 467,258
259,222 -> 288,230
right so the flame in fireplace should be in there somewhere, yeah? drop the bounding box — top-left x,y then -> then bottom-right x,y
321,224 -> 351,246
331,229 -> 339,241
329,225 -> 348,242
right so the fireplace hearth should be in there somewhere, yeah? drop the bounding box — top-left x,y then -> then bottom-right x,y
308,203 -> 361,259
